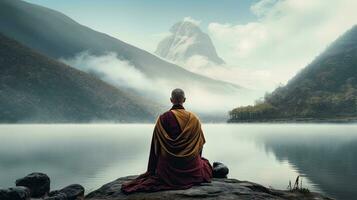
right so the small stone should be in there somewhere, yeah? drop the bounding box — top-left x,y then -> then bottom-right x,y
0,186 -> 30,200
15,172 -> 50,198
212,162 -> 229,178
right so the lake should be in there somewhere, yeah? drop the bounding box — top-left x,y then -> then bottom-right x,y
0,124 -> 356,200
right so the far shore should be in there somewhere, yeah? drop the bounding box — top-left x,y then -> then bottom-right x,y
1,118 -> 357,124
228,117 -> 357,124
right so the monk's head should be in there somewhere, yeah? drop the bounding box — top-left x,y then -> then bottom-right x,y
170,88 -> 186,105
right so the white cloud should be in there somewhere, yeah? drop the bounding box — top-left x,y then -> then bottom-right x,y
183,16 -> 201,25
250,0 -> 278,17
176,55 -> 278,91
208,0 -> 357,90
60,52 -> 157,93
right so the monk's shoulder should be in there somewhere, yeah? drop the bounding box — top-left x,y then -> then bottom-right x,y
185,110 -> 201,121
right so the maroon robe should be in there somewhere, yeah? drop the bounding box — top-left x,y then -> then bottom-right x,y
121,105 -> 212,193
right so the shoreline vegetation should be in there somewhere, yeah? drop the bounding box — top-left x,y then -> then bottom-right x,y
228,116 -> 357,123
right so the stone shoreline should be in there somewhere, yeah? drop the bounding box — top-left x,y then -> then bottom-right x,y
86,175 -> 333,200
0,172 -> 333,200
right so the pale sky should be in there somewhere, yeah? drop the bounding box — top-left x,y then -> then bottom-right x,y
24,0 -> 357,91
24,0 -> 258,52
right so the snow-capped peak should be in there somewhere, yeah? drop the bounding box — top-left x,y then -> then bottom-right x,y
155,19 -> 225,66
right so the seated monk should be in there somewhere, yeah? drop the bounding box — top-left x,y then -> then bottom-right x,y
121,88 -> 213,193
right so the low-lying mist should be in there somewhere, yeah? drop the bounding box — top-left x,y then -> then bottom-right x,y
61,52 -> 261,120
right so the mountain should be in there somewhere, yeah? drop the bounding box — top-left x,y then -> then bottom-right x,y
229,25 -> 357,122
0,0 -> 236,96
0,33 -> 157,123
155,20 -> 225,65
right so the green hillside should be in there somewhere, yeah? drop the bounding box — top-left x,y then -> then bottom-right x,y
0,33 -> 157,123
229,25 -> 357,122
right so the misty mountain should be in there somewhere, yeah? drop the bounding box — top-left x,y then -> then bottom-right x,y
0,33 -> 157,123
229,25 -> 357,121
155,20 -> 225,65
0,0 -> 237,96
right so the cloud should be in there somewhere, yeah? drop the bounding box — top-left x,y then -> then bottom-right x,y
61,52 -> 257,116
250,0 -> 278,17
183,16 -> 201,25
60,52 -> 158,94
60,52 -> 253,116
175,55 -> 277,91
208,0 -> 357,90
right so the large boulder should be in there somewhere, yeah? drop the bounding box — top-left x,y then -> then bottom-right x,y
86,176 -> 333,200
0,186 -> 30,200
47,184 -> 85,200
15,172 -> 50,198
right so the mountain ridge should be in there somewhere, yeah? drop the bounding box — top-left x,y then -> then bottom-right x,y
0,33 -> 157,123
228,25 -> 357,122
0,0 -> 238,93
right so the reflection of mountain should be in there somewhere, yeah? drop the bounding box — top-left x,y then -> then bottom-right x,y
155,20 -> 225,65
263,134 -> 357,200
0,0 -> 239,95
0,33 -> 156,122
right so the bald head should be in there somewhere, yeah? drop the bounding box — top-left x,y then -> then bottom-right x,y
170,88 -> 186,105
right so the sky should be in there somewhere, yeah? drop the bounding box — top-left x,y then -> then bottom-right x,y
24,0 -> 258,52
24,0 -> 357,92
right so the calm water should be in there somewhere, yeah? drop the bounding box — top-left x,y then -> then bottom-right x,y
0,124 -> 356,200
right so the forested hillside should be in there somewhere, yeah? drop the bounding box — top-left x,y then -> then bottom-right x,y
229,25 -> 357,122
0,34 -> 157,123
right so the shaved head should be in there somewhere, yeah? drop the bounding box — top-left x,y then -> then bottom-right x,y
171,88 -> 186,105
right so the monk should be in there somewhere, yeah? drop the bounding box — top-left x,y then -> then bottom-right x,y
121,88 -> 213,193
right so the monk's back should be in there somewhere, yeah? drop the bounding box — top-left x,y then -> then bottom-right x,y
121,88 -> 212,194
155,105 -> 212,187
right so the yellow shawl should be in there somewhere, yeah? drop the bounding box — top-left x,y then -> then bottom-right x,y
153,109 -> 205,159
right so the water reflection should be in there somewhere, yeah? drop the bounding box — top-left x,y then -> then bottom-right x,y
0,124 -> 153,191
260,124 -> 357,200
0,124 -> 356,200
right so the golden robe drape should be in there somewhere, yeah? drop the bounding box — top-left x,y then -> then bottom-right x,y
153,109 -> 205,159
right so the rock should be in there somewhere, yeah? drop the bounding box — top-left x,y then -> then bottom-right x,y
15,172 -> 50,198
44,193 -> 67,200
44,193 -> 68,200
0,186 -> 30,200
47,184 -> 85,200
212,162 -> 229,178
86,176 -> 333,200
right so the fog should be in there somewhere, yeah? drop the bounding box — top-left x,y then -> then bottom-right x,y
61,52 -> 261,117
174,55 -> 278,91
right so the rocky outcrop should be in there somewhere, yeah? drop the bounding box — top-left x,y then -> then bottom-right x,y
1,172 -> 332,200
1,172 -> 84,200
86,176 -> 333,200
